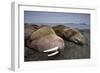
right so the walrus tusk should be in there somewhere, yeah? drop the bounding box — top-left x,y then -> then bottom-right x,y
43,46 -> 59,52
48,51 -> 59,57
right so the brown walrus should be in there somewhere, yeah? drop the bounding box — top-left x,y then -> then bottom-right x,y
26,27 -> 64,56
24,23 -> 39,39
24,23 -> 40,46
52,25 -> 86,45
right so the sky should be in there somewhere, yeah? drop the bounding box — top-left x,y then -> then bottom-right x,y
24,11 -> 90,29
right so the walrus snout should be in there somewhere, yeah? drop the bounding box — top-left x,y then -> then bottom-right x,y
69,30 -> 86,45
53,25 -> 86,45
70,36 -> 86,45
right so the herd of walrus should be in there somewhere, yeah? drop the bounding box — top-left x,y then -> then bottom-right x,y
24,23 -> 86,57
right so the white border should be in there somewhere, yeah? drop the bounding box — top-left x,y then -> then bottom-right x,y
11,2 -> 97,71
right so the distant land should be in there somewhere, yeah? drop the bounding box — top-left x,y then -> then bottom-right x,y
24,23 -> 90,30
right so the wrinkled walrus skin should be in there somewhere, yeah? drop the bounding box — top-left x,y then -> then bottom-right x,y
26,27 -> 64,55
52,25 -> 86,45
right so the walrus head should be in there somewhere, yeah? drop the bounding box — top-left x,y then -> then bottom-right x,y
53,25 -> 86,45
63,28 -> 86,45
27,27 -> 64,57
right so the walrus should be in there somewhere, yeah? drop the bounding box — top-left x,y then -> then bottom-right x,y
52,25 -> 86,45
26,27 -> 64,56
24,23 -> 39,39
24,23 -> 40,46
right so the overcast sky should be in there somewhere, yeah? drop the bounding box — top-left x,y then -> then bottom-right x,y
24,11 -> 90,25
